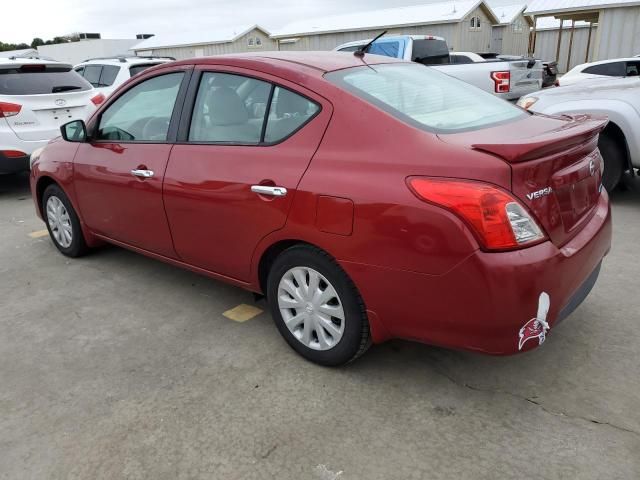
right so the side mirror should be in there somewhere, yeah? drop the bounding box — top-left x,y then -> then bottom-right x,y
60,120 -> 87,142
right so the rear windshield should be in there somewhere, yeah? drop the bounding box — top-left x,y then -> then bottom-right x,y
129,63 -> 163,77
0,67 -> 91,95
412,39 -> 451,65
325,63 -> 525,134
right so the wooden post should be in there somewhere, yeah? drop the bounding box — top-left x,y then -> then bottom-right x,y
567,20 -> 576,72
529,16 -> 538,56
555,18 -> 564,63
585,22 -> 594,62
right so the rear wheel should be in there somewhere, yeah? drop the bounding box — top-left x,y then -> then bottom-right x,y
599,133 -> 625,192
42,184 -> 88,257
267,245 -> 370,366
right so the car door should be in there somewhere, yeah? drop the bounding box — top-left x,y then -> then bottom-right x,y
74,66 -> 191,258
163,67 -> 332,281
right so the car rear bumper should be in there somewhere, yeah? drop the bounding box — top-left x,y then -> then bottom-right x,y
342,191 -> 612,354
0,138 -> 49,174
0,150 -> 31,174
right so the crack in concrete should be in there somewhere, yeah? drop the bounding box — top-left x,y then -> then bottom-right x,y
432,367 -> 640,438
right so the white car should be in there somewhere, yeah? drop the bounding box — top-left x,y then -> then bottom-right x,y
74,56 -> 174,97
1,58 -> 103,174
518,76 -> 640,190
558,57 -> 640,86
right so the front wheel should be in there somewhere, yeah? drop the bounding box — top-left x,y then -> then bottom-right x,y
42,184 -> 88,257
599,133 -> 625,192
267,245 -> 371,366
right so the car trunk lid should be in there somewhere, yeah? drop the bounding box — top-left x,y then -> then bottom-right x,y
439,113 -> 608,246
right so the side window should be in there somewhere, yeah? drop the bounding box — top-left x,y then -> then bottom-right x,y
369,41 -> 400,58
584,62 -> 625,77
83,65 -> 103,87
189,72 -> 270,144
626,61 -> 640,76
264,87 -> 320,143
97,72 -> 184,142
99,65 -> 120,87
338,45 -> 362,53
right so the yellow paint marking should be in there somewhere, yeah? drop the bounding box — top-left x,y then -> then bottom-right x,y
223,304 -> 263,323
28,229 -> 49,239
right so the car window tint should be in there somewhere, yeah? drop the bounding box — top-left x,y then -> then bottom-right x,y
189,72 -> 269,144
583,62 -> 626,76
264,87 -> 320,143
99,65 -> 120,86
129,63 -> 162,77
83,65 -> 102,87
97,72 -> 184,142
0,68 -> 92,95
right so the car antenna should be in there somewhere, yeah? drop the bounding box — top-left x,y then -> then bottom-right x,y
354,30 -> 388,58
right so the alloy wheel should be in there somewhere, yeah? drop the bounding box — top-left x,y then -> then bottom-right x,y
46,196 -> 73,248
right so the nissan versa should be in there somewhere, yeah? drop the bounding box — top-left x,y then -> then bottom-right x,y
30,52 -> 612,366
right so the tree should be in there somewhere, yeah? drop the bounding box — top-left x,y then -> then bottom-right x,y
31,38 -> 45,48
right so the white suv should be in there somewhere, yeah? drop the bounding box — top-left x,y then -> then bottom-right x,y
559,57 -> 640,86
1,58 -> 104,174
73,56 -> 174,97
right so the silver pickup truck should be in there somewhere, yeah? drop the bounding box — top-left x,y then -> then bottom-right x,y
334,35 -> 543,101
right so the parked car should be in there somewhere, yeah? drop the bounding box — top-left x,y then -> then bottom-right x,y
334,35 -> 543,100
558,57 -> 640,86
30,52 -> 611,365
490,54 -> 558,88
74,56 -> 174,97
0,58 -> 104,174
518,76 -> 640,190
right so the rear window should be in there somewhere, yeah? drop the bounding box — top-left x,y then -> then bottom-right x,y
0,66 -> 92,95
583,62 -> 626,77
412,39 -> 450,65
326,63 -> 525,134
129,63 -> 163,77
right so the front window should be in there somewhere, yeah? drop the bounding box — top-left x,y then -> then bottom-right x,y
97,72 -> 184,141
470,16 -> 482,31
326,64 -> 525,134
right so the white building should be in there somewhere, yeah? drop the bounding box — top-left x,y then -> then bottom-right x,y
489,3 -> 533,55
37,38 -> 141,65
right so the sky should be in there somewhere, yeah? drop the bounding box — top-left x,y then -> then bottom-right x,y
2,0 -> 519,45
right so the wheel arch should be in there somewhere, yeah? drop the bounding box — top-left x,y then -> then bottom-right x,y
35,176 -> 58,217
600,121 -> 633,173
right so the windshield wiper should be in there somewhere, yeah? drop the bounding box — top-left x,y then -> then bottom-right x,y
52,85 -> 82,93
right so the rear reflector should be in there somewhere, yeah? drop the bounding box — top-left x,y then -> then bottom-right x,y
491,71 -> 510,93
407,177 -> 546,251
1,150 -> 27,158
0,101 -> 22,118
91,93 -> 106,106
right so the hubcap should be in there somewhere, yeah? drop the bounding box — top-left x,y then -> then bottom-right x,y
46,196 -> 73,248
277,267 -> 345,351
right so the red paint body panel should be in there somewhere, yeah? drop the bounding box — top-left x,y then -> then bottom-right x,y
30,53 -> 613,357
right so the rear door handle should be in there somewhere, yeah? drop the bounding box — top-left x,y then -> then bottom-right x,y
131,169 -> 154,178
251,185 -> 287,197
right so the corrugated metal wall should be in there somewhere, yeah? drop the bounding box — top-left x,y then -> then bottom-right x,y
276,24 -> 458,52
533,26 -> 596,72
136,28 -> 277,60
596,6 -> 640,60
457,5 -> 493,52
494,12 -> 530,55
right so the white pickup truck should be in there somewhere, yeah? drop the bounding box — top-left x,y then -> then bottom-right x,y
518,76 -> 640,191
334,35 -> 543,101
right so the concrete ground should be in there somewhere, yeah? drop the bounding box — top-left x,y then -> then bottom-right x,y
1,172 -> 639,480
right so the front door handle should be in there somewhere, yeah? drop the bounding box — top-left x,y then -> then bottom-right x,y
131,169 -> 154,178
251,185 -> 287,197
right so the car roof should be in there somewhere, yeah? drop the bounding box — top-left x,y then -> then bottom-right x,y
0,57 -> 69,68
335,35 -> 446,50
76,56 -> 174,66
170,51 -> 407,75
537,75 -> 640,97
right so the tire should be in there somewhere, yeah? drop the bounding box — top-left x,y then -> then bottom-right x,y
267,245 -> 371,366
599,133 -> 625,192
42,184 -> 88,257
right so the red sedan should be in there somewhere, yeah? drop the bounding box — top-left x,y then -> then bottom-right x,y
30,52 -> 612,365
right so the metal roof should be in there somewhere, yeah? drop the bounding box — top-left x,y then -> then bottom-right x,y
489,3 -> 527,24
271,1 -> 499,38
131,24 -> 270,51
525,0 -> 640,15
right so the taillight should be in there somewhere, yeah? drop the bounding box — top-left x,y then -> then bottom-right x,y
407,178 -> 546,251
0,101 -> 22,118
554,79 -> 560,87
91,93 -> 106,106
491,71 -> 510,93
1,150 -> 27,158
